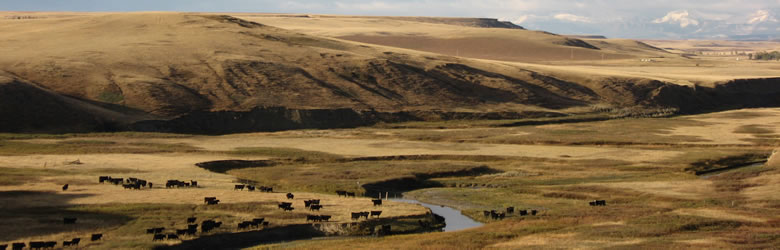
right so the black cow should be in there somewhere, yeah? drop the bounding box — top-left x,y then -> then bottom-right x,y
319,215 -> 331,222
597,200 -> 606,206
361,212 -> 370,219
45,241 -> 56,248
278,202 -> 293,209
282,206 -> 294,211
204,197 -> 217,203
146,228 -> 156,234
310,199 -> 320,205
304,200 -> 313,207
62,184 -> 69,191
589,201 -> 597,206
336,190 -> 347,197
370,211 -> 382,217
207,199 -> 220,205
190,180 -> 198,187
154,227 -> 165,234
483,211 -> 491,217
238,221 -> 250,230
306,215 -> 319,222
0,244 -> 6,250
234,184 -> 245,190
152,234 -> 166,241
372,199 -> 382,206
531,210 -> 538,216
148,182 -> 153,189
29,242 -> 45,250
167,234 -> 179,240
253,218 -> 265,224
246,185 -> 255,191
63,217 -> 77,224
506,207 -> 514,214
286,193 -> 294,199
187,217 -> 197,223
351,212 -> 362,220
519,210 -> 528,216
176,229 -> 188,235
91,234 -> 103,241
99,176 -> 110,183
262,221 -> 269,226
11,243 -> 24,250
310,205 -> 323,211
346,192 -> 356,198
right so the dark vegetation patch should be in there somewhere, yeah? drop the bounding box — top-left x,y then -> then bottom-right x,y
195,160 -> 277,173
687,153 -> 770,175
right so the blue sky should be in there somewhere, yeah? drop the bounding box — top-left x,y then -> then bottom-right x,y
2,0 -> 778,39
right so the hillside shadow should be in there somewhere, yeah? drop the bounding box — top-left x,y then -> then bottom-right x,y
0,191 -> 133,242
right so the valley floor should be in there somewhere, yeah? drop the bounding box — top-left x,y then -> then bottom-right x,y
0,108 -> 778,249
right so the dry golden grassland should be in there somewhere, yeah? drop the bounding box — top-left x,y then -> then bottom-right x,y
0,108 -> 777,249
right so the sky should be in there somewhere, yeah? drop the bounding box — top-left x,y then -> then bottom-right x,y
1,0 -> 779,39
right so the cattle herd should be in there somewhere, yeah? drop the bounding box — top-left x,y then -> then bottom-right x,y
234,184 -> 273,192
483,206 -> 539,220
3,234 -> 103,250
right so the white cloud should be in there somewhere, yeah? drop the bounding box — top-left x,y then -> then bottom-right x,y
747,10 -> 778,24
554,13 -> 592,23
653,10 -> 700,28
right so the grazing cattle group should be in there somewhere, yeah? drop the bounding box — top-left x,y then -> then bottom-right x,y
589,200 -> 607,206
483,207 -> 539,220
234,184 -> 273,192
335,190 -> 356,197
351,212 -> 371,220
278,202 -> 294,211
99,176 -> 154,190
165,179 -> 197,188
306,215 -> 332,222
8,233 -> 103,250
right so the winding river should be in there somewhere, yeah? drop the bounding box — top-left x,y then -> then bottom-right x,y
391,198 -> 483,232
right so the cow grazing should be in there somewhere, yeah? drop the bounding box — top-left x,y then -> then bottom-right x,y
148,182 -> 153,189
99,176 -> 110,183
311,199 -> 320,205
11,243 -> 25,250
153,227 -> 165,234
306,215 -> 318,222
152,234 -> 166,241
91,234 -> 103,241
310,205 -> 323,211
519,210 -> 528,216
304,200 -> 313,207
370,211 -> 382,217
262,221 -> 269,226
45,242 -> 56,248
361,212 -> 370,219
187,217 -> 197,223
62,184 -> 69,191
278,202 -> 293,209
167,234 -> 179,240
372,199 -> 382,206
506,207 -> 514,214
597,200 -> 606,206
63,217 -> 77,224
190,180 -> 198,187
238,222 -> 250,230
336,190 -> 347,197
286,193 -> 294,199
146,228 -> 155,234
204,197 -> 217,203
483,211 -> 491,217
207,199 -> 220,205
234,184 -> 245,190
319,215 -> 332,222
351,212 -> 362,220
346,192 -> 356,198
531,210 -> 538,216
246,185 -> 255,191
29,242 -> 45,250
589,201 -> 597,206
176,229 -> 188,235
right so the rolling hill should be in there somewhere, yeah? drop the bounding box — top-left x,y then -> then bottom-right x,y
0,12 -> 778,133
